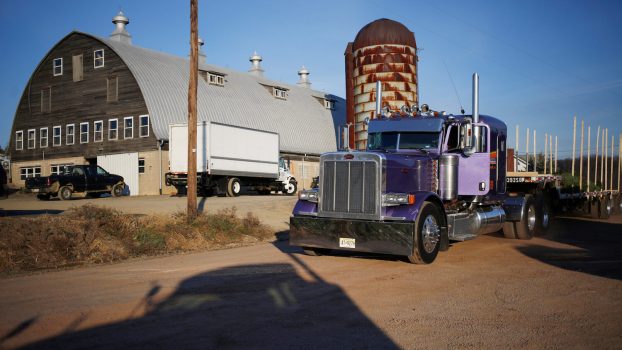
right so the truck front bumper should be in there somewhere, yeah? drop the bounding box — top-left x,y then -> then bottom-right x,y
289,216 -> 414,257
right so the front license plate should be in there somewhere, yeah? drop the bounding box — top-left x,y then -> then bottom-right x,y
32,188 -> 39,192
339,238 -> 355,249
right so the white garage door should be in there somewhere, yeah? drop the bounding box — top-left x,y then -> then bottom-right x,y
97,153 -> 139,196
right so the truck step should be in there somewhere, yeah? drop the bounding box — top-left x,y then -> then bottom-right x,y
449,234 -> 477,242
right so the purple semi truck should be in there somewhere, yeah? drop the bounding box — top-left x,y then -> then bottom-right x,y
289,74 -> 621,264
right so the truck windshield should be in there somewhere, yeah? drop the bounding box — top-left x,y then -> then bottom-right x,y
367,132 -> 439,151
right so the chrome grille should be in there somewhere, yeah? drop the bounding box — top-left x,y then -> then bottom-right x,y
319,153 -> 381,219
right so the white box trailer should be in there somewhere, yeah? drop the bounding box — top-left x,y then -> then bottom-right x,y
166,122 -> 297,196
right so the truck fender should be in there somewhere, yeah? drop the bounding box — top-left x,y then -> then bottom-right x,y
502,196 -> 528,222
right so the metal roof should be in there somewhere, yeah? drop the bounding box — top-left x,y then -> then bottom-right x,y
83,32 -> 345,155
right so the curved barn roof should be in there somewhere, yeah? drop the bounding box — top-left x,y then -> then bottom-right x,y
80,32 -> 344,155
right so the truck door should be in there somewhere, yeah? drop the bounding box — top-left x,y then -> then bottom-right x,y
458,124 -> 491,196
71,167 -> 87,192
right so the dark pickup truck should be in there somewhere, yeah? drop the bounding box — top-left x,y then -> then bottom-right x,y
25,165 -> 125,200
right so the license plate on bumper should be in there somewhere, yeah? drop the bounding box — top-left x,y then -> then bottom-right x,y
31,188 -> 39,192
339,238 -> 356,249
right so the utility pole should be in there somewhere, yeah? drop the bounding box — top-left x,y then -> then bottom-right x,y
187,0 -> 199,221
579,121 -> 584,190
587,126 -> 590,192
572,116 -> 576,176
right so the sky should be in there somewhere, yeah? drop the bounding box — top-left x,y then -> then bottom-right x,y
1,0 -> 621,158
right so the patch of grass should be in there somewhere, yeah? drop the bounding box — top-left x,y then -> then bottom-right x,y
0,204 -> 273,274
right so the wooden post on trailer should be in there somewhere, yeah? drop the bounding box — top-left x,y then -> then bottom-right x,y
526,128 -> 530,172
611,134 -> 614,192
555,136 -> 558,174
515,125 -> 519,172
587,126 -> 591,192
533,129 -> 537,172
572,115 -> 577,179
605,129 -> 608,191
550,134 -> 553,174
595,126 -> 600,188
601,128 -> 605,188
544,133 -> 548,174
579,121 -> 584,190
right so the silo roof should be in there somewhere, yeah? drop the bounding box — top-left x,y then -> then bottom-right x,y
353,18 -> 417,51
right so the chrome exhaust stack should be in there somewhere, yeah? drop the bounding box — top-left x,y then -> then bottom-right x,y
375,81 -> 382,117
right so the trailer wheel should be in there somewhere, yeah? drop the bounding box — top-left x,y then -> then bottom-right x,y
535,196 -> 551,235
58,186 -> 72,201
503,194 -> 536,240
302,247 -> 330,256
226,177 -> 241,197
599,196 -> 612,219
408,202 -> 441,264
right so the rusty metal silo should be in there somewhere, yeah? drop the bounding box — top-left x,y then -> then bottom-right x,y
345,18 -> 418,149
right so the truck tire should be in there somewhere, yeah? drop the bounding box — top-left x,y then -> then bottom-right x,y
599,196 -> 612,219
408,202 -> 441,264
58,186 -> 72,201
502,194 -> 536,240
302,247 -> 330,256
283,180 -> 297,196
226,178 -> 241,197
111,183 -> 124,197
535,195 -> 551,235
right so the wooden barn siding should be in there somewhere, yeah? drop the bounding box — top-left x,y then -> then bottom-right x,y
9,33 -> 158,162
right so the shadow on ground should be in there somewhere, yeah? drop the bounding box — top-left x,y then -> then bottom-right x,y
0,209 -> 64,217
14,261 -> 398,349
516,216 -> 622,281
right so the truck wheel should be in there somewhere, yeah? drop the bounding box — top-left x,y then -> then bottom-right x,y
111,183 -> 124,197
284,180 -> 297,195
503,194 -> 536,240
302,247 -> 330,256
226,178 -> 241,197
58,186 -> 72,201
599,196 -> 612,219
535,196 -> 551,235
408,202 -> 441,264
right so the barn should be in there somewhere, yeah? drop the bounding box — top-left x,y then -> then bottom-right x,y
7,11 -> 345,195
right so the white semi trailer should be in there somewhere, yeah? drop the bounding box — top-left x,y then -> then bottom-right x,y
165,122 -> 297,196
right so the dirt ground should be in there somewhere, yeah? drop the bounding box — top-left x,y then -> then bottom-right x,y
0,194 -> 621,349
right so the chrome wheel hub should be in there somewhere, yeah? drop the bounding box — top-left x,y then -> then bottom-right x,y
422,215 -> 440,254
233,182 -> 241,193
527,206 -> 536,231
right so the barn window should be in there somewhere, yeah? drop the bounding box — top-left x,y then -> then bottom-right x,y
66,124 -> 75,145
41,87 -> 51,113
80,122 -> 89,144
209,73 -> 225,86
40,127 -> 48,148
51,164 -> 72,175
53,58 -> 63,76
15,131 -> 23,150
107,76 -> 118,102
324,99 -> 335,110
94,121 -> 103,142
20,166 -> 41,180
94,49 -> 105,68
27,129 -> 36,149
109,119 -> 118,140
273,87 -> 287,99
53,126 -> 62,146
124,117 -> 133,139
139,115 -> 149,137
73,54 -> 83,82
138,158 -> 145,174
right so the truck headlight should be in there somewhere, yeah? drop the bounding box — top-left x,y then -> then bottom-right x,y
382,193 -> 415,206
299,189 -> 319,203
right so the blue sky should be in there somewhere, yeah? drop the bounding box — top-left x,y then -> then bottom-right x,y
1,0 -> 621,158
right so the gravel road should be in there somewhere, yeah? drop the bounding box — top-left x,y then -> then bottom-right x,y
0,194 -> 621,349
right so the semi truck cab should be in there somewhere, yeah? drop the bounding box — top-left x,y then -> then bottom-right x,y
290,74 -> 539,264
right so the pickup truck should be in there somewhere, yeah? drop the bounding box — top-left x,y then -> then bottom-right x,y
25,165 -> 125,200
